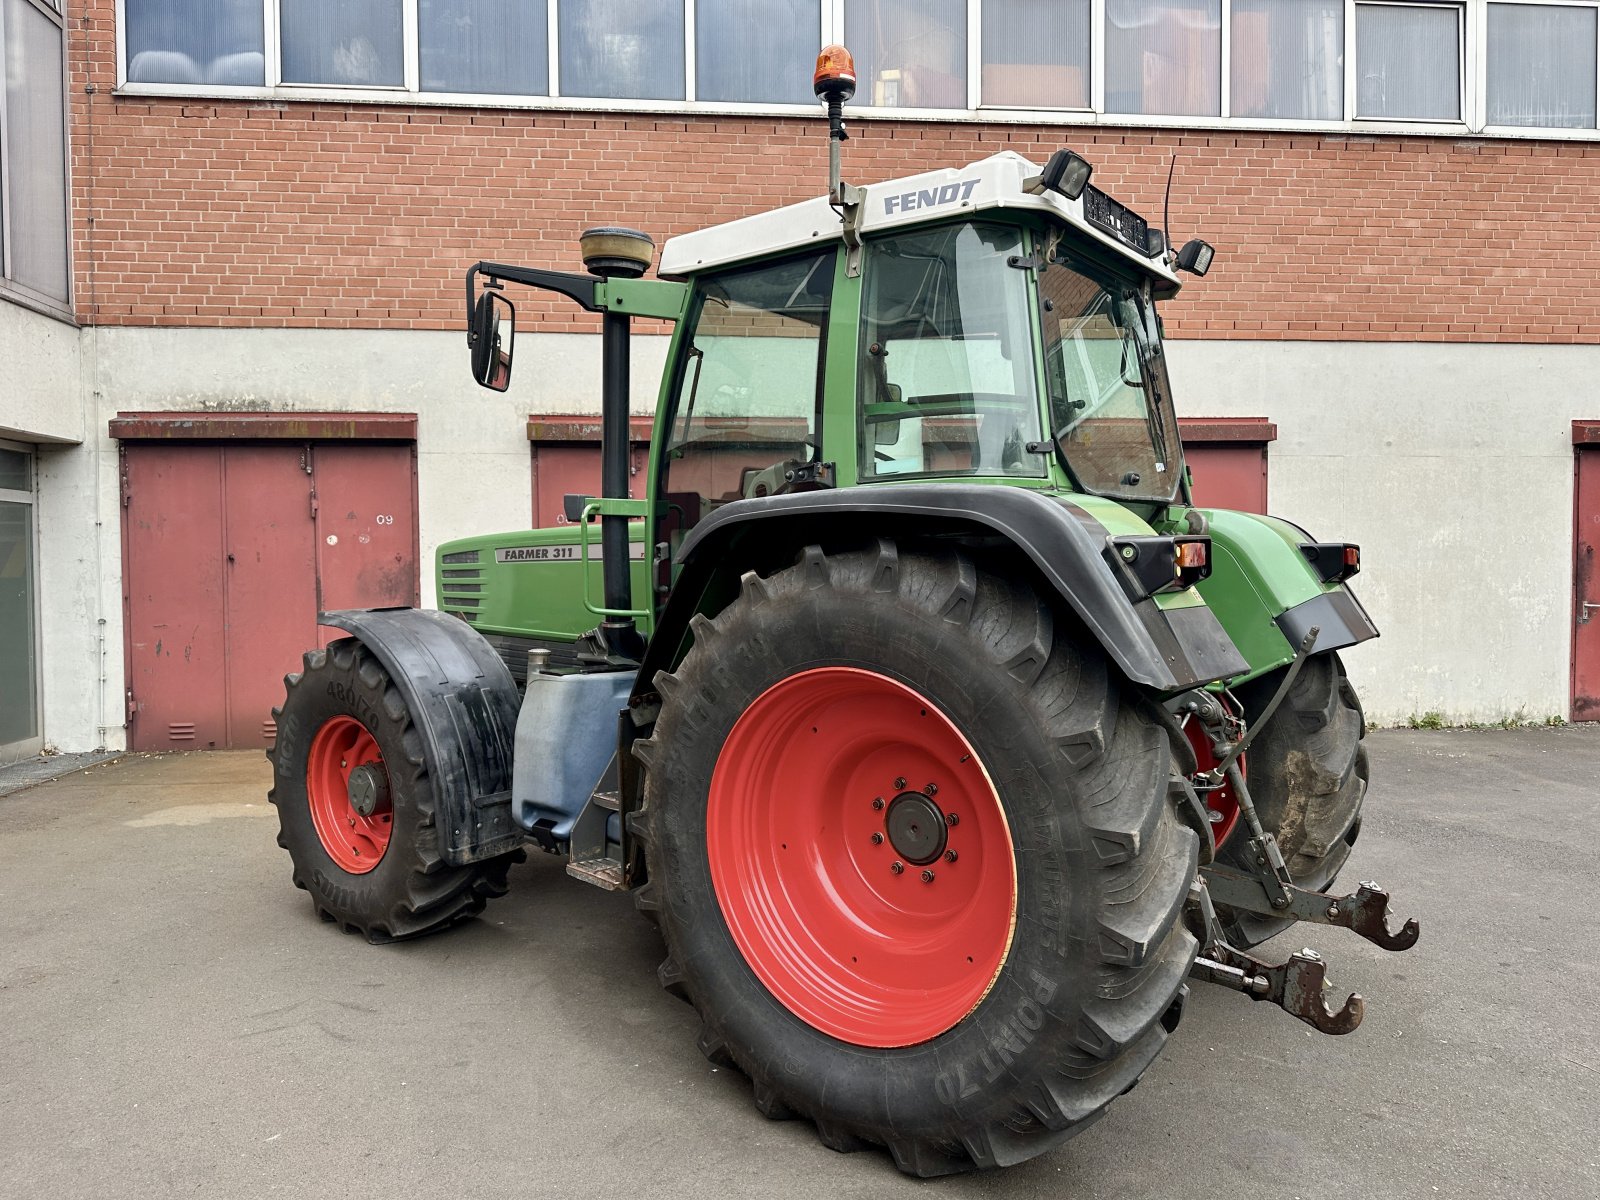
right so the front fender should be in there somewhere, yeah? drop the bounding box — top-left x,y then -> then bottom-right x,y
319,608 -> 523,865
633,484 -> 1249,702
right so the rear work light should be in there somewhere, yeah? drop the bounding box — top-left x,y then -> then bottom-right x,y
1108,535 -> 1212,599
1300,542 -> 1361,583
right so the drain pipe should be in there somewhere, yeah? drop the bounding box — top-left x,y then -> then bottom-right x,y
580,227 -> 654,660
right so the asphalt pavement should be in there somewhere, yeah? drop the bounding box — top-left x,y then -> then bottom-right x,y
1,729 -> 1596,1199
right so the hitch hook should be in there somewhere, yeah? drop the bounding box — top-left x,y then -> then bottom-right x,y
1337,881 -> 1421,952
1194,943 -> 1365,1036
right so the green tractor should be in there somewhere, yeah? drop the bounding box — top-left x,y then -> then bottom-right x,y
268,46 -> 1417,1177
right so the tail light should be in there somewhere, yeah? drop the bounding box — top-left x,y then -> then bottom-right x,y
1300,542 -> 1360,583
1108,535 -> 1212,599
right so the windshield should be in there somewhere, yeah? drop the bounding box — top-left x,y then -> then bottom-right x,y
858,222 -> 1046,481
1039,252 -> 1182,503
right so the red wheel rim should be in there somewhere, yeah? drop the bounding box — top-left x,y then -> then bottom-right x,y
306,715 -> 392,874
1183,704 -> 1243,847
707,667 -> 1017,1048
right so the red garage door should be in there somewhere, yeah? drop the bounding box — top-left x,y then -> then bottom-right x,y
1180,418 -> 1276,514
118,424 -> 417,751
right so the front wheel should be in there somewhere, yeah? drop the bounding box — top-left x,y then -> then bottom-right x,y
632,542 -> 1198,1176
268,638 -> 520,942
1214,652 -> 1369,947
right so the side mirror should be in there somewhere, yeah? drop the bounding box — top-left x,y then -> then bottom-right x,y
1175,239 -> 1215,277
470,290 -> 515,391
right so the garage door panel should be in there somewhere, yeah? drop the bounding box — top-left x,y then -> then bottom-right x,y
313,443 -> 419,614
222,446 -> 317,749
123,445 -> 229,750
1186,444 -> 1268,514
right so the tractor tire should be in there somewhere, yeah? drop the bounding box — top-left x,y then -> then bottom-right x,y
1215,652 -> 1368,947
268,637 -> 521,942
630,541 -> 1198,1177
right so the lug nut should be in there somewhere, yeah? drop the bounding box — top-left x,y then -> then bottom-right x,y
921,869 -> 935,883
871,797 -> 884,811
871,832 -> 884,845
945,812 -> 959,827
944,849 -> 958,863
890,861 -> 904,875
893,777 -> 906,790
924,783 -> 938,797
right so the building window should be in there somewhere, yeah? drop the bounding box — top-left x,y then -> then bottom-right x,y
279,0 -> 406,87
1487,2 -> 1598,128
846,0 -> 967,108
419,0 -> 549,96
110,1 -> 1600,138
1,0 -> 70,308
1104,0 -> 1223,117
124,0 -> 265,85
559,0 -> 685,101
1355,2 -> 1463,121
981,0 -> 1091,109
697,0 -> 820,104
1231,0 -> 1343,121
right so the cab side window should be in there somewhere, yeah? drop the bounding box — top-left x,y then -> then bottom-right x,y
660,251 -> 833,544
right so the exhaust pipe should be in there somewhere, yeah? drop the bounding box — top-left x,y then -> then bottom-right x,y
581,227 -> 655,659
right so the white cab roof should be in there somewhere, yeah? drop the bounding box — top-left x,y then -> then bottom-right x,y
657,151 -> 1182,290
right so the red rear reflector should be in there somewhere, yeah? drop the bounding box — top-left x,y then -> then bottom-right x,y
1176,542 -> 1208,570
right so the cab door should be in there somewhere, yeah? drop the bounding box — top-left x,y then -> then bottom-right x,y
651,249 -> 837,582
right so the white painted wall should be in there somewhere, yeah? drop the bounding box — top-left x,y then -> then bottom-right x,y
10,324 -> 1592,750
1171,340 -> 1592,726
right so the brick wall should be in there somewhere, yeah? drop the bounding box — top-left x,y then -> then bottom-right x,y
70,0 -> 1600,342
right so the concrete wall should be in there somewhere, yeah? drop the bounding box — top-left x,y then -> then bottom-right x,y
1,302 -> 82,443
1172,340 -> 1588,726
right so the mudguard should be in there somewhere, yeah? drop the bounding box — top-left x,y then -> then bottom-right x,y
319,608 -> 524,865
631,484 -> 1249,702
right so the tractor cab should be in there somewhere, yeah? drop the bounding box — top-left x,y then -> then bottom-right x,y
651,150 -> 1211,554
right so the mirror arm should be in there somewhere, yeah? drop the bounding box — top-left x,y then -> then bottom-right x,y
467,262 -> 601,338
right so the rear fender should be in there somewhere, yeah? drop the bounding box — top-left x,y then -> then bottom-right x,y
1196,510 -> 1379,683
319,608 -> 523,865
630,485 -> 1249,705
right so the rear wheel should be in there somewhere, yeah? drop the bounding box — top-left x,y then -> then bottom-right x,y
268,638 -> 521,942
632,542 -> 1198,1176
1214,652 -> 1368,947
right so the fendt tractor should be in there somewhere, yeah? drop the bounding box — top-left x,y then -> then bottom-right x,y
268,46 -> 1420,1176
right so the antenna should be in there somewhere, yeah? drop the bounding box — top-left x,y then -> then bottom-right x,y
1162,150 -> 1179,265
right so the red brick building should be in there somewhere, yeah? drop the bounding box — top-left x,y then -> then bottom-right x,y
6,0 -> 1600,758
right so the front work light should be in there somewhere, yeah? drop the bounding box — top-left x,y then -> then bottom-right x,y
1176,238 -> 1215,276
1026,149 -> 1094,202
813,44 -> 857,102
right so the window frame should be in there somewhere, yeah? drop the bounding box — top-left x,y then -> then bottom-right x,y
1477,0 -> 1600,134
0,437 -> 44,766
1,0 -> 74,320
1352,0 -> 1469,125
109,0 -> 1600,143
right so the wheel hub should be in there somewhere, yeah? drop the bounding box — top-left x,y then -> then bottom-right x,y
885,791 -> 947,865
347,763 -> 389,817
